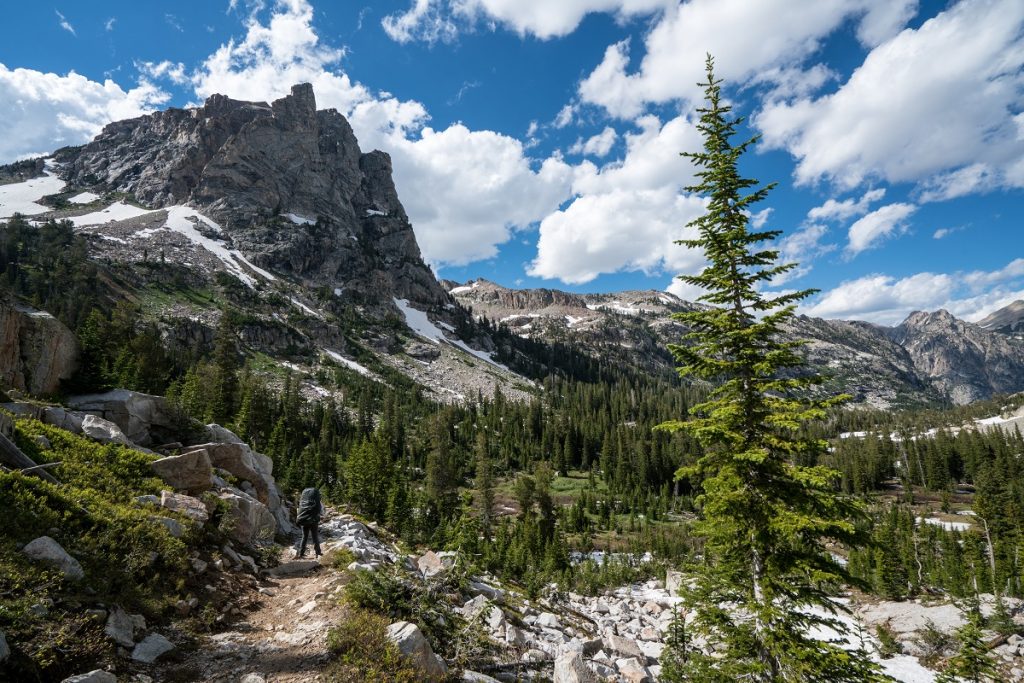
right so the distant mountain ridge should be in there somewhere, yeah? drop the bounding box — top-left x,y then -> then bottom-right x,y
449,279 -> 1024,407
977,299 -> 1024,336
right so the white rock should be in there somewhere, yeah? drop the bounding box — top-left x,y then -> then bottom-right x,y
81,414 -> 132,445
104,607 -> 137,647
537,612 -> 561,629
553,650 -> 597,682
386,621 -> 448,678
603,632 -> 644,659
60,670 -> 117,683
615,657 -> 651,682
22,536 -> 84,581
239,675 -> 266,683
150,516 -> 184,538
160,491 -> 209,523
131,633 -> 175,663
665,570 -> 684,595
461,672 -> 501,682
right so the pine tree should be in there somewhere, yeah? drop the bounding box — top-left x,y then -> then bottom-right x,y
658,56 -> 881,682
474,431 -> 496,540
936,605 -> 997,683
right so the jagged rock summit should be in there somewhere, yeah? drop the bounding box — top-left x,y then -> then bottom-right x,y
55,82 -> 445,308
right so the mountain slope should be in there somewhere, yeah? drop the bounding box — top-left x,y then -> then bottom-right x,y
977,299 -> 1024,337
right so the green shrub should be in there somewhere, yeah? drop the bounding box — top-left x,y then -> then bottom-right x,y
324,606 -> 425,682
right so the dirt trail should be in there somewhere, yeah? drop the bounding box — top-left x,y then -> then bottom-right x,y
158,515 -> 352,683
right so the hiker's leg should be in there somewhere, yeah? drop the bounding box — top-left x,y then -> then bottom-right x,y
298,524 -> 310,557
313,525 -> 322,556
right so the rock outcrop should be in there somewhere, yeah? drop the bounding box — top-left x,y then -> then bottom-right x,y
57,83 -> 448,312
386,620 -> 448,679
151,448 -> 214,494
0,299 -> 78,397
67,390 -> 178,446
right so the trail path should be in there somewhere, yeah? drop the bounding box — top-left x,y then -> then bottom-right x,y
158,512 -> 360,683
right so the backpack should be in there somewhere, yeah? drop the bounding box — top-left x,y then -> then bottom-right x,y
296,487 -> 321,525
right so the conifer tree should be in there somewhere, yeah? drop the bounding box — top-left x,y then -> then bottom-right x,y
658,55 -> 881,682
474,431 -> 496,540
935,605 -> 997,683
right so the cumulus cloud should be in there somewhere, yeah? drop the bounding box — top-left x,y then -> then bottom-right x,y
0,65 -> 168,161
846,202 -> 916,256
807,187 -> 885,222
803,259 -> 1024,324
529,187 -> 706,283
382,0 -> 674,42
530,114 -> 706,283
569,127 -> 618,157
757,0 -> 1024,193
773,223 -> 835,284
578,0 -> 913,118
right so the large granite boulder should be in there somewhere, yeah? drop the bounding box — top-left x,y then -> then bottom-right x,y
131,633 -> 175,663
81,414 -> 132,446
61,670 -> 117,683
150,448 -> 213,493
22,536 -> 84,581
67,389 -> 177,446
554,651 -> 597,683
160,490 -> 209,523
195,439 -> 292,535
386,621 -> 447,679
219,491 -> 276,546
0,299 -> 78,397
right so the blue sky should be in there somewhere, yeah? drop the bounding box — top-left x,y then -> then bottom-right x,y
1,0 -> 1022,325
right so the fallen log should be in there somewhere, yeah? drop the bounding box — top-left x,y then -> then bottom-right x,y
0,431 -> 59,484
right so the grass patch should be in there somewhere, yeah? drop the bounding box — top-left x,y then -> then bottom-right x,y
324,605 -> 427,682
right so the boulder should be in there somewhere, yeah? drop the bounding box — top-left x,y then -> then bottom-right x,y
0,299 -> 78,396
603,632 -> 644,660
104,606 -> 137,647
151,448 -> 213,493
67,389 -> 176,446
81,414 -> 131,446
131,633 -> 175,663
219,491 -> 276,546
386,620 -> 448,679
554,651 -> 597,683
61,670 -> 117,683
22,536 -> 84,581
0,628 -> 9,662
205,423 -> 244,444
417,550 -> 456,577
616,657 -> 651,682
160,490 -> 209,523
150,516 -> 184,538
462,672 -> 501,683
194,441 -> 293,536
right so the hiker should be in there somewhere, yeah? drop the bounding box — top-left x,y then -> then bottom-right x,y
295,486 -> 323,558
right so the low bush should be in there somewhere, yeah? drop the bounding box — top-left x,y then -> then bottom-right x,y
324,605 -> 423,682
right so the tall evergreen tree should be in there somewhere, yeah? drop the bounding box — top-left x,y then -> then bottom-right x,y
658,56 -> 881,682
474,431 -> 496,540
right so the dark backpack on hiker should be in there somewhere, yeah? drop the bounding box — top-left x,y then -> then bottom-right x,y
296,487 -> 321,525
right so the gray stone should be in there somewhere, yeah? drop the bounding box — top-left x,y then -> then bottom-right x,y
131,633 -> 175,663
386,620 -> 448,679
160,490 -> 209,523
0,300 -> 78,397
81,414 -> 131,446
60,670 -> 117,683
104,606 -> 136,647
150,516 -> 184,538
603,632 -> 644,660
240,675 -> 266,683
417,550 -> 456,577
151,448 -> 213,493
615,657 -> 650,682
461,671 -> 501,683
554,651 -> 597,683
537,612 -> 561,629
67,389 -> 176,446
22,536 -> 84,581
219,491 -> 276,546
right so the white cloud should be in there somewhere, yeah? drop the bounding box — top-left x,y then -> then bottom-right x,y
381,0 -> 458,44
773,223 -> 834,284
578,0 -> 911,118
383,0 -> 674,42
803,259 -> 1024,324
569,126 -> 618,157
188,0 -> 572,267
806,187 -> 885,222
530,114 -> 707,283
105,17 -> 116,32
846,202 -> 916,256
933,228 -> 952,240
0,65 -> 168,161
56,9 -> 76,36
529,186 -> 706,283
138,60 -> 188,85
757,0 -> 1024,193
553,102 -> 577,128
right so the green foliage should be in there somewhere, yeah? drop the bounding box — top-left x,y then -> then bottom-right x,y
935,606 -> 998,683
657,56 -> 880,681
325,605 -> 425,682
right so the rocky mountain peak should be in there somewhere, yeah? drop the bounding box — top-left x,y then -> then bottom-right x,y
977,299 -> 1024,335
53,81 -> 447,309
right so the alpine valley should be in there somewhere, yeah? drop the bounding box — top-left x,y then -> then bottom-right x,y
2,84 -> 1024,683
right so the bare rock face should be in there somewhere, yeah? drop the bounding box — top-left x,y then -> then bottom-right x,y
892,309 -> 1024,405
67,389 -> 177,446
58,83 -> 447,312
0,299 -> 78,397
150,448 -> 214,494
